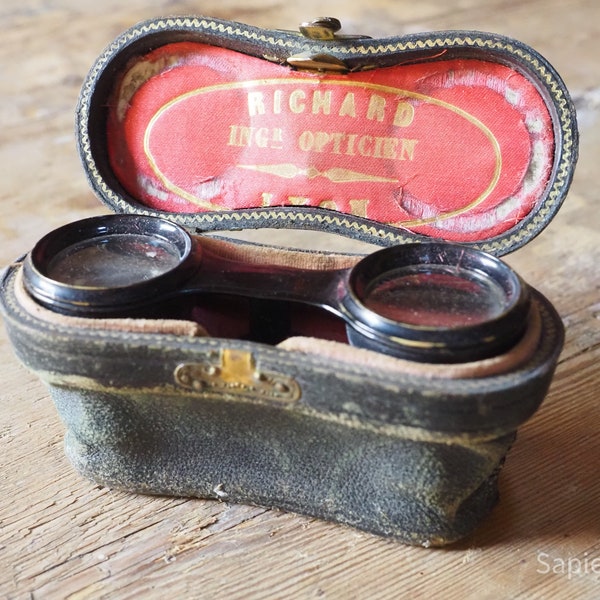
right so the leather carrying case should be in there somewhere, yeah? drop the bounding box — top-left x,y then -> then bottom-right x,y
0,16 -> 578,546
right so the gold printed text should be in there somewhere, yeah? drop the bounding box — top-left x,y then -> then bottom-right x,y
247,89 -> 415,127
228,125 -> 417,161
228,125 -> 285,150
298,131 -> 417,160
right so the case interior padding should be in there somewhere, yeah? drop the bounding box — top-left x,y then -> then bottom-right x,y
106,42 -> 554,243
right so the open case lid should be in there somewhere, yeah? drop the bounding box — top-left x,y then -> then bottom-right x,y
76,16 -> 578,255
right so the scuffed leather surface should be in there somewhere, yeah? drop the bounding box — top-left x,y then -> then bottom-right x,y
0,262 -> 564,545
53,385 -> 514,546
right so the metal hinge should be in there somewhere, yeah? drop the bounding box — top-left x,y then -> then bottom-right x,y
287,17 -> 371,73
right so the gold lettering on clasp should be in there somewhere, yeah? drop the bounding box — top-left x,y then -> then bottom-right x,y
174,350 -> 301,403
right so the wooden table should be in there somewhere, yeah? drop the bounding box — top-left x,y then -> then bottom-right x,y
1,1 -> 599,597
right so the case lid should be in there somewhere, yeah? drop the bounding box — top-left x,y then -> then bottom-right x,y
76,16 -> 578,255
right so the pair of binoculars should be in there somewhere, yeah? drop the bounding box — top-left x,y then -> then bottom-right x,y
23,214 -> 532,364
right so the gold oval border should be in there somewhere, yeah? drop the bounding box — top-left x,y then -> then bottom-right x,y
143,76 -> 502,226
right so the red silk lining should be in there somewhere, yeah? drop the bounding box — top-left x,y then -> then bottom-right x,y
107,42 -> 554,242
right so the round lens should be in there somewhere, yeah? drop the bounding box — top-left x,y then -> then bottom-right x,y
23,214 -> 196,316
46,233 -> 182,288
345,243 -> 531,362
362,264 -> 508,328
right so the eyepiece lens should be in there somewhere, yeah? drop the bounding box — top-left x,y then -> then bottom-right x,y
346,243 -> 530,362
24,215 -> 195,316
363,264 -> 508,328
46,233 -> 182,288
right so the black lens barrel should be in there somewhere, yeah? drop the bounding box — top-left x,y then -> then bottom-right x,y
23,214 -> 195,316
344,243 -> 531,362
23,215 -> 531,363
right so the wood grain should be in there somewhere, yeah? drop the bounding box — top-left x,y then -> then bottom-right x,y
1,1 -> 599,598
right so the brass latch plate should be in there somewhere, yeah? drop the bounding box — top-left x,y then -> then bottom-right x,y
174,349 -> 301,403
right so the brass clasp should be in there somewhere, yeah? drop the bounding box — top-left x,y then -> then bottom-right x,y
174,349 -> 301,403
286,53 -> 348,73
299,17 -> 343,41
287,17 -> 371,73
299,17 -> 370,42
